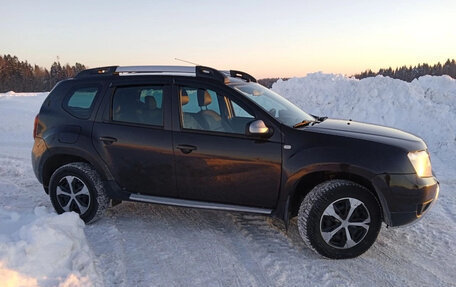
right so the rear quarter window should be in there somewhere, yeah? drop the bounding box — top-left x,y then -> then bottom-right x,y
64,87 -> 99,119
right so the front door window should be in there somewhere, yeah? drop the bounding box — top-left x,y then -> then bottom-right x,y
179,86 -> 255,135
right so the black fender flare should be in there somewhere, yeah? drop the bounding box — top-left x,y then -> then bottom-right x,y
39,146 -> 114,184
276,163 -> 389,228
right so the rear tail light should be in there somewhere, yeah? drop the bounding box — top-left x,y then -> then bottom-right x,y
33,115 -> 39,139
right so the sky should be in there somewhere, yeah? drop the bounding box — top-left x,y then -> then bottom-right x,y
1,0 -> 455,78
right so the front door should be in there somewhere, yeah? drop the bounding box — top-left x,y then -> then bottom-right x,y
93,83 -> 177,197
172,82 -> 282,208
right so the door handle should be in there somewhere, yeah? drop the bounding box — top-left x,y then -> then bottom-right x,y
176,144 -> 197,154
99,136 -> 117,145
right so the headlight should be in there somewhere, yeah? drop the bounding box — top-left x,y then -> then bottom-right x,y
407,150 -> 432,177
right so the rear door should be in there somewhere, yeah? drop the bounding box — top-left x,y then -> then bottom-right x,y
92,78 -> 177,197
171,79 -> 282,208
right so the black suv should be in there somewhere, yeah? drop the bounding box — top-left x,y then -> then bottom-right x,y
32,65 -> 439,259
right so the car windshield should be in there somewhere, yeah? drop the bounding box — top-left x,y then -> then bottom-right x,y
231,82 -> 315,127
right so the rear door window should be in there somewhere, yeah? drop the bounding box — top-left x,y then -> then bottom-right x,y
64,87 -> 99,119
112,86 -> 164,126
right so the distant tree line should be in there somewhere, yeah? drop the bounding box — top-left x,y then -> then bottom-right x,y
0,54 -> 86,92
2,54 -> 456,91
354,59 -> 456,82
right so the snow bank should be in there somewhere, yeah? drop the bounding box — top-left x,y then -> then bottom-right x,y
0,207 -> 101,287
272,73 -> 456,177
413,75 -> 456,108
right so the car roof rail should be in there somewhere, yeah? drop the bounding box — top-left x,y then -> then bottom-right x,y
75,66 -> 119,78
196,66 -> 229,84
75,65 -> 256,84
115,65 -> 195,74
229,70 -> 257,82
115,65 -> 230,83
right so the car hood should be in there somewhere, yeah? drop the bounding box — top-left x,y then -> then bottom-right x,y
304,118 -> 426,150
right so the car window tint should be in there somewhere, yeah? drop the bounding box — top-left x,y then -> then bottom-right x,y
231,101 -> 254,118
65,87 -> 98,118
139,89 -> 163,108
181,88 -> 221,114
179,86 -> 255,134
112,86 -> 164,126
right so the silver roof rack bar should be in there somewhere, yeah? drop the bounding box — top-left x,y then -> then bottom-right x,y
115,66 -> 195,74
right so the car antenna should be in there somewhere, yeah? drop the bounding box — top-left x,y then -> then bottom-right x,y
174,58 -> 201,66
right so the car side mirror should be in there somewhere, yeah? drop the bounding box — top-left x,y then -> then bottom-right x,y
247,120 -> 272,137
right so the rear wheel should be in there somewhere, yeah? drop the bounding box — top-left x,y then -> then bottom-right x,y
49,162 -> 110,223
298,179 -> 382,259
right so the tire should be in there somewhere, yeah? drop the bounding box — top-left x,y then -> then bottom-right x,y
49,162 -> 110,223
298,179 -> 382,259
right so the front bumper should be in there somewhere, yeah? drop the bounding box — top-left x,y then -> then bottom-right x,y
372,173 -> 439,226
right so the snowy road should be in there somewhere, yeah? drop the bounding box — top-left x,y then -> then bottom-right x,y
86,194 -> 456,287
1,74 -> 456,287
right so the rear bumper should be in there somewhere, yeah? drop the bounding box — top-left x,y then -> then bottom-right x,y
31,137 -> 47,184
372,173 -> 439,227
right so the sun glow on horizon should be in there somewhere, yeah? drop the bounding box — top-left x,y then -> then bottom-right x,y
1,0 -> 455,78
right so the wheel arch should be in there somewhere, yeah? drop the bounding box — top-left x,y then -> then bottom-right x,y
41,148 -> 113,191
281,164 -> 389,227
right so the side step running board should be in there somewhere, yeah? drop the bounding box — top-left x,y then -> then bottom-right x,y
129,193 -> 272,215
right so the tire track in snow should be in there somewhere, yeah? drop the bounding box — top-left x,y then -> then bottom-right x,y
85,201 -> 455,287
90,202 -> 264,287
229,213 -> 343,286
373,222 -> 456,286
85,217 -> 128,287
196,211 -> 271,286
230,214 -> 402,287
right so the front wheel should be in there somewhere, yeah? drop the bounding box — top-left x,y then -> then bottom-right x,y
49,162 -> 110,223
298,179 -> 382,259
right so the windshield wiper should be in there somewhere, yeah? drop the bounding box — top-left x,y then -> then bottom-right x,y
293,120 -> 314,128
293,116 -> 327,128
310,115 -> 328,122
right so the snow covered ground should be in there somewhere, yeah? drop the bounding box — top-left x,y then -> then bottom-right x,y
0,74 -> 455,286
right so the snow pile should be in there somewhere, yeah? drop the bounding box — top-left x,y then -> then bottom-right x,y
272,73 -> 456,177
414,75 -> 456,108
0,207 -> 101,287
